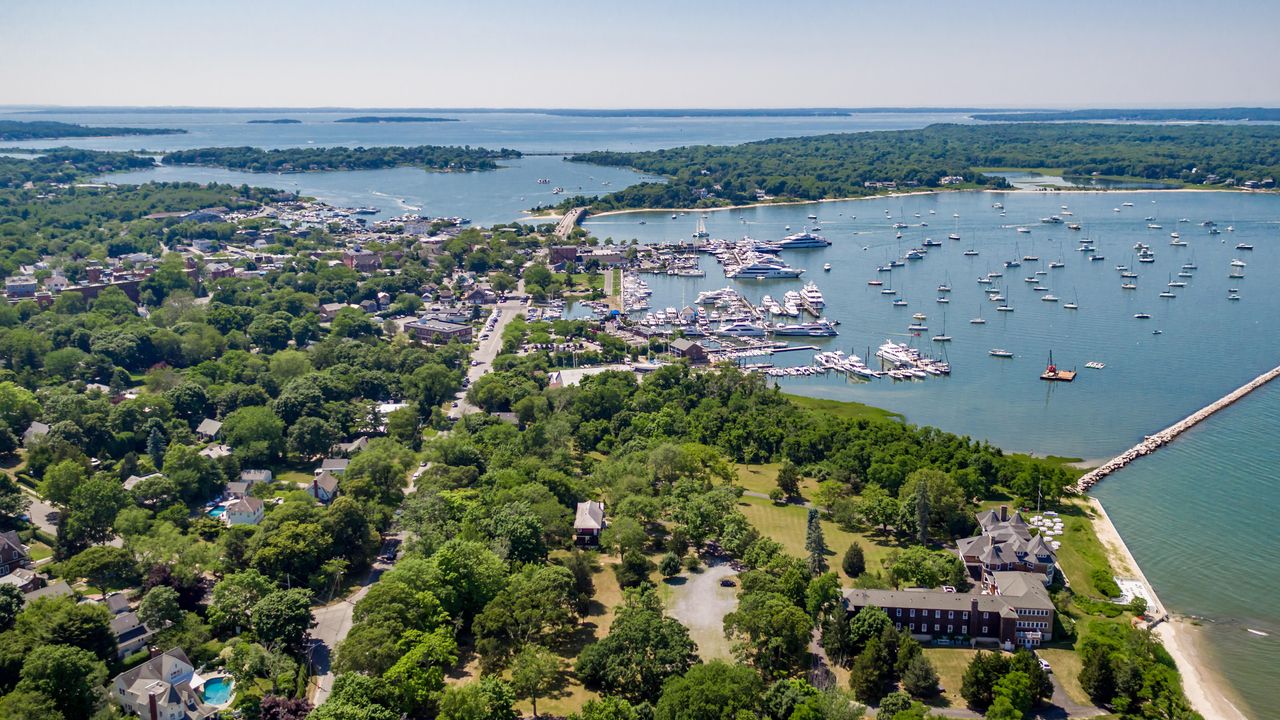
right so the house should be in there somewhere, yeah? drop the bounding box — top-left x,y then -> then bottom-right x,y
205,262 -> 234,280
333,436 -> 369,456
4,275 -> 38,298
224,482 -> 250,499
240,469 -> 272,485
404,318 -> 473,344
574,501 -> 607,546
112,648 -> 215,720
957,506 -> 1058,584
317,458 -> 349,476
224,497 -> 264,526
111,610 -> 157,658
22,421 -> 49,446
22,579 -> 72,605
1,530 -> 31,576
194,418 -> 222,440
123,473 -> 164,492
0,566 -> 40,592
198,444 -> 232,460
842,570 -> 1054,649
670,338 -> 708,364
43,274 -> 69,293
319,302 -> 349,321
462,286 -> 497,305
306,472 -> 339,504
342,249 -> 382,272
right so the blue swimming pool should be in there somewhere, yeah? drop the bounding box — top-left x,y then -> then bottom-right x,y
201,676 -> 233,705
207,506 -> 226,518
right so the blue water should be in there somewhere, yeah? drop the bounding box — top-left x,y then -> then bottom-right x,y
207,506 -> 226,518
587,191 -> 1280,460
200,676 -> 233,705
1094,383 -> 1280,718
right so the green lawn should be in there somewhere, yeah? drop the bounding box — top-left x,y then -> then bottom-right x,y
921,647 -> 978,709
734,462 -> 819,499
736,495 -> 902,580
782,393 -> 904,422
1052,499 -> 1118,598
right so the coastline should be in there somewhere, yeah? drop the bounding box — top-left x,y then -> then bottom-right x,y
571,186 -> 1271,221
1087,497 -> 1248,720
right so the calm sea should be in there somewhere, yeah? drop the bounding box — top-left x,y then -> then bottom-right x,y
5,109 -> 1277,714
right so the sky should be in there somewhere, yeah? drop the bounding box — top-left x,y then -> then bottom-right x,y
3,0 -> 1279,109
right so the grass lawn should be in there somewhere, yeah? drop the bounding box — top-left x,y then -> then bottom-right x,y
734,462 -> 818,499
27,540 -> 53,562
921,647 -> 978,709
1052,499 -> 1118,598
782,393 -> 904,422
736,494 -> 903,580
275,469 -> 314,487
1036,647 -> 1090,705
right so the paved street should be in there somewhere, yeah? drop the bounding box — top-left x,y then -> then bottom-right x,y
456,299 -> 524,416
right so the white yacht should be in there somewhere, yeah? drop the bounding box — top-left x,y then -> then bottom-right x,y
777,231 -> 831,249
801,282 -> 826,308
716,321 -> 767,337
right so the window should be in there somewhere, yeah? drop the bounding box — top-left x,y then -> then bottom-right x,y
896,608 -> 902,617
948,624 -> 953,633
948,610 -> 954,619
909,622 -> 915,631
934,623 -> 940,632
982,625 -> 989,634
962,611 -> 969,620
983,612 -> 990,619
934,610 -> 941,619
910,609 -> 916,617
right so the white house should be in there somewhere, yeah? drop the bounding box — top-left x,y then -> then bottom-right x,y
306,472 -> 339,504
112,648 -> 213,720
223,497 -> 264,526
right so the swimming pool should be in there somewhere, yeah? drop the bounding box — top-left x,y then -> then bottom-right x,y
200,676 -> 233,705
207,506 -> 226,518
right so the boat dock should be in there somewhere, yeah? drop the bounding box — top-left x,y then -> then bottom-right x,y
1074,364 -> 1280,493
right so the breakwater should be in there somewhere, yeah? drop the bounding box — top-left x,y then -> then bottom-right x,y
1075,364 -> 1280,493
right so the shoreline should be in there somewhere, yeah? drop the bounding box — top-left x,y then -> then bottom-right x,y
1087,497 -> 1248,720
574,186 -> 1271,221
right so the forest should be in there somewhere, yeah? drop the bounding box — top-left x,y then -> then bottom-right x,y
161,145 -> 522,173
563,123 -> 1280,210
0,120 -> 185,141
970,108 -> 1280,122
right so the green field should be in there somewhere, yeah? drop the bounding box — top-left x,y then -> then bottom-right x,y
1052,499 -> 1118,598
782,393 -> 904,422
736,494 -> 902,580
921,647 -> 978,709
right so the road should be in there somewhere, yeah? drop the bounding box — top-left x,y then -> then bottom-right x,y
455,299 -> 524,416
21,488 -> 60,536
555,207 -> 587,238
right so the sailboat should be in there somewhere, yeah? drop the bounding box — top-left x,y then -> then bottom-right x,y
691,217 -> 709,239
970,304 -> 987,325
1063,289 -> 1079,310
932,316 -> 952,343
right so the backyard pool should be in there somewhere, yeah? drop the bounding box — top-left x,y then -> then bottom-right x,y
200,676 -> 234,705
206,506 -> 226,519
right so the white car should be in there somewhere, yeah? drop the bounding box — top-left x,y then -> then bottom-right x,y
1037,658 -> 1052,673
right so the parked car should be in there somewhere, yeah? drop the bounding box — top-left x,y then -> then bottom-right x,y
1038,657 -> 1053,673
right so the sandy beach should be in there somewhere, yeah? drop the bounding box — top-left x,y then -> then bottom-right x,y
1088,498 -> 1248,720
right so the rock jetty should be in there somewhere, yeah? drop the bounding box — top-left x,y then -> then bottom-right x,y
1075,364 -> 1280,493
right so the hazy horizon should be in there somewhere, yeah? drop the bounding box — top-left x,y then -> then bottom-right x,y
4,0 -> 1279,108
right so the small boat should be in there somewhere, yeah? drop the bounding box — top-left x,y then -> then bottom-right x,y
1152,329 -> 1163,335
1086,361 -> 1105,369
1228,294 -> 1241,301
823,263 -> 832,272
1041,294 -> 1059,302
971,305 -> 986,324
989,348 -> 1014,358
963,249 -> 979,256
936,297 -> 950,304
1231,259 -> 1247,267
1159,291 -> 1176,298
867,280 -> 883,286
1121,283 -> 1137,290
892,298 -> 908,306
1236,243 -> 1254,250
1016,227 -> 1031,234
1134,313 -> 1152,319
913,312 -> 927,321
948,233 -> 961,241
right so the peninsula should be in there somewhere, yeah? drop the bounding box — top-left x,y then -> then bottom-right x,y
334,115 -> 458,123
246,118 -> 302,124
561,122 -> 1280,211
0,119 -> 185,141
159,144 -> 522,173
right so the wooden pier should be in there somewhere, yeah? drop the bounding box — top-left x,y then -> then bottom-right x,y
1074,364 -> 1280,493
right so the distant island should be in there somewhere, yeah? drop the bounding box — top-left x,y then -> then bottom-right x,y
246,118 -> 302,124
334,116 -> 458,124
0,120 -> 185,141
559,122 -> 1280,211
973,107 -> 1280,122
160,144 -> 521,173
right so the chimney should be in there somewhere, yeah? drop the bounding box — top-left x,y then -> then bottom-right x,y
148,690 -> 159,720
312,477 -> 318,498
999,505 -> 1008,522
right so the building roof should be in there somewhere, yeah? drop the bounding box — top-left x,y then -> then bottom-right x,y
575,501 -> 606,530
670,338 -> 701,352
0,529 -> 25,555
407,318 -> 471,333
23,579 -> 72,604
104,591 -> 130,614
195,418 -> 222,436
227,497 -> 264,514
310,472 -> 340,495
225,481 -> 250,497
199,444 -> 232,459
239,469 -> 272,482
123,472 -> 163,491
991,571 -> 1054,609
843,588 -> 1015,617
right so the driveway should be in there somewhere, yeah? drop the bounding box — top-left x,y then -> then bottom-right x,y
666,561 -> 739,660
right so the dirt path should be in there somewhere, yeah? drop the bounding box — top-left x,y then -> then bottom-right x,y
666,561 -> 739,660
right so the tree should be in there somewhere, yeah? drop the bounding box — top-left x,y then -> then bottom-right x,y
472,565 -> 578,671
805,507 -> 828,575
991,671 -> 1033,717
221,405 -> 286,464
8,595 -> 116,662
384,627 -> 459,717
575,587 -> 696,703
147,425 -> 167,469
208,569 -> 276,634
511,643 -> 561,719
659,552 -> 682,578
846,605 -> 892,657
251,588 -> 315,653
762,678 -> 819,720
287,415 -> 338,459
0,381 -> 40,429
41,458 -> 86,507
424,539 -> 508,624
857,484 -> 900,534
914,474 -> 930,545
961,651 -> 1010,709
17,644 -> 108,719
886,546 -> 966,589
0,689 -> 61,720
877,691 -> 914,719
0,584 -> 23,632
613,549 -> 655,590
984,696 -> 1022,720
804,572 -> 841,620
902,653 -> 940,698
572,697 -> 639,720
899,469 -> 971,541
59,476 -> 129,551
654,661 -> 762,720
386,406 -> 420,448
59,544 -> 137,595
260,695 -> 313,720
138,585 -> 182,629
842,542 -> 865,578
848,635 -> 894,704
438,677 -> 518,720
723,590 -> 812,677
776,460 -> 801,498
